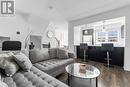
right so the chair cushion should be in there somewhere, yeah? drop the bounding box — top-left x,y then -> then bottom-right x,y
13,52 -> 32,71
0,53 -> 19,77
2,66 -> 68,87
29,49 -> 50,63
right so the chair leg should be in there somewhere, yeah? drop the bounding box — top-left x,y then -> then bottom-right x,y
107,51 -> 110,68
83,50 -> 89,62
84,50 -> 86,62
104,51 -> 114,68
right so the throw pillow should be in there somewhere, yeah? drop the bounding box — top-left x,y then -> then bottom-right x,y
0,81 -> 8,87
0,53 -> 19,77
68,52 -> 76,58
13,52 -> 32,71
57,48 -> 69,59
21,49 -> 29,57
29,49 -> 50,63
48,48 -> 58,58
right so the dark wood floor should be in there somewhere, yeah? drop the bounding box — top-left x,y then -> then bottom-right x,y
56,59 -> 130,87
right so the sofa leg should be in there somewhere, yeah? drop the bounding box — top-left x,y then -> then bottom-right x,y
66,73 -> 70,86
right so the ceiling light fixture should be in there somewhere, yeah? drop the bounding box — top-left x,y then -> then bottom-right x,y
48,6 -> 53,10
103,20 -> 106,29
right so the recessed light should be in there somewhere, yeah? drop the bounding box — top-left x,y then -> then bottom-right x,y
48,6 -> 53,9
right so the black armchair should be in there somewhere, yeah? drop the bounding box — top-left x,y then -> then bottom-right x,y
2,41 -> 21,51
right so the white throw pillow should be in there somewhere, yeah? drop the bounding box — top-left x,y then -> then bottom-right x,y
0,53 -> 19,76
0,81 -> 8,87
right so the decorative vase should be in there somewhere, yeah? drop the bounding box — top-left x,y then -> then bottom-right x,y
79,63 -> 86,73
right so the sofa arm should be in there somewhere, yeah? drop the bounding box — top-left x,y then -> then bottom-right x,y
68,52 -> 76,58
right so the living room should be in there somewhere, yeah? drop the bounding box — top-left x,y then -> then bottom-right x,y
0,0 -> 130,87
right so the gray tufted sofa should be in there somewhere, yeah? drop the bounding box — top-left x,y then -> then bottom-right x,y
29,48 -> 75,77
0,48 -> 75,87
1,66 -> 68,87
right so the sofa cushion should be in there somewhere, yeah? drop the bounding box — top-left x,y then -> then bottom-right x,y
2,66 -> 68,87
13,52 -> 32,71
57,48 -> 69,59
0,53 -> 19,76
33,58 -> 74,75
29,49 -> 50,63
48,48 -> 57,59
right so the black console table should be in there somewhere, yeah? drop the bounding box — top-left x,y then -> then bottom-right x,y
76,45 -> 124,67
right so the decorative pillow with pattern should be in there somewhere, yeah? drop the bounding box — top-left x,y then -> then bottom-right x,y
13,52 -> 32,71
0,52 -> 19,77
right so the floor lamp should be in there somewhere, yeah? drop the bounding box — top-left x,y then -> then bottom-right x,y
80,43 -> 88,62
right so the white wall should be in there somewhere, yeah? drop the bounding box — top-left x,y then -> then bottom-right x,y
68,5 -> 130,71
55,22 -> 68,47
0,14 -> 30,50
0,12 -> 68,49
29,15 -> 68,48
28,15 -> 56,47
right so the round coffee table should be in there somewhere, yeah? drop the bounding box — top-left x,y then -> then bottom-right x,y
66,63 -> 100,87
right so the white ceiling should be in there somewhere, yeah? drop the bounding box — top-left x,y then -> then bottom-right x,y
16,0 -> 130,21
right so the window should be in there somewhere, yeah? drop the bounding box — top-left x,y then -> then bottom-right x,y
108,31 -> 118,42
96,31 -> 106,42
